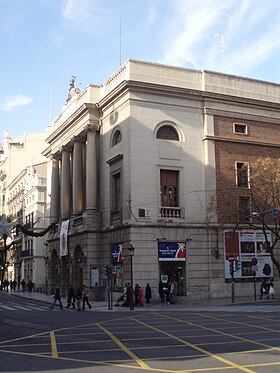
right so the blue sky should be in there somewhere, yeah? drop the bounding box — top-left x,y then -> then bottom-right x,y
1,0 -> 280,141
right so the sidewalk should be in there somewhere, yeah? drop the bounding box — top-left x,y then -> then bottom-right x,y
9,290 -> 280,313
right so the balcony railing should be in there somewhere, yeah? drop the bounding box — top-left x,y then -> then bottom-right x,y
160,206 -> 182,219
21,249 -> 34,258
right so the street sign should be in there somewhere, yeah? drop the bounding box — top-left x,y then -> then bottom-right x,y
228,255 -> 235,263
251,258 -> 258,266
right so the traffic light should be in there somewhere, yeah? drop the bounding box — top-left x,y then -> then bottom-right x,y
234,259 -> 241,272
269,208 -> 277,220
104,264 -> 112,278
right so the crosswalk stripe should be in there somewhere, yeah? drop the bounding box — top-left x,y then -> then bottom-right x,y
0,304 -> 56,311
1,305 -> 17,310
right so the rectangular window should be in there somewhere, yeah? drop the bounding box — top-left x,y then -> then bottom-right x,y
112,173 -> 121,212
236,162 -> 250,188
233,123 -> 248,135
160,170 -> 179,207
238,196 -> 251,221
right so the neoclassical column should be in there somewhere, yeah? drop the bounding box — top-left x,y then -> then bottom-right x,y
50,154 -> 60,224
60,146 -> 71,219
86,126 -> 97,211
72,137 -> 83,215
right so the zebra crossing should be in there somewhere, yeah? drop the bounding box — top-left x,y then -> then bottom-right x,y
0,302 -> 62,311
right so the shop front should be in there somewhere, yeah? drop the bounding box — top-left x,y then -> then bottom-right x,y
158,242 -> 186,296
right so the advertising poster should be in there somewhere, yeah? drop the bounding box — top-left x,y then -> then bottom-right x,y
158,242 -> 186,261
60,220 -> 70,257
111,244 -> 124,263
224,230 -> 273,279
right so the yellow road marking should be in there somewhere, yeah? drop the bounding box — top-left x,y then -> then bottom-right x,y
97,323 -> 150,370
192,315 -> 280,351
131,317 -> 257,373
50,331 -> 58,358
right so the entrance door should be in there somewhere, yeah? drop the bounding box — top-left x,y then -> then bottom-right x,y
159,262 -> 186,296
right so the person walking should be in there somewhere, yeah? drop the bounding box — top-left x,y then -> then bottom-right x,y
21,279 -> 26,293
134,284 -> 139,306
267,278 -> 275,299
27,280 -> 33,293
169,280 -> 176,304
82,285 -> 92,310
159,280 -> 165,303
138,285 -> 144,306
51,287 -> 63,310
259,278 -> 269,300
76,287 -> 82,311
145,283 -> 152,303
66,284 -> 76,309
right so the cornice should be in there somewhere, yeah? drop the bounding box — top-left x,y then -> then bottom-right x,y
203,134 -> 280,148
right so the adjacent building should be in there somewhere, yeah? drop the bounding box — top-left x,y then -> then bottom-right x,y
0,132 -> 48,289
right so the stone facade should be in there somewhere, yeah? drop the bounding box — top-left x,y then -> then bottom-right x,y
43,60 -> 280,299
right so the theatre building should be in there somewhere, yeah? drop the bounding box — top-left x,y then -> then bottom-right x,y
43,60 -> 280,299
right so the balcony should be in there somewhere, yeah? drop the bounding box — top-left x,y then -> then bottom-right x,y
21,249 -> 34,258
160,206 -> 182,219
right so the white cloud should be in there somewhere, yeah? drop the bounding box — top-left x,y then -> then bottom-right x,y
0,95 -> 33,112
158,0 -> 280,75
62,0 -> 101,32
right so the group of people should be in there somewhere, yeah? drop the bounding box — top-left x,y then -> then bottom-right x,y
1,278 -> 35,293
51,284 -> 92,311
115,282 -> 152,307
2,278 -> 17,292
159,279 -> 178,304
260,278 -> 275,299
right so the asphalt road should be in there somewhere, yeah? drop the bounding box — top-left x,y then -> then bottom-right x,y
0,292 -> 279,373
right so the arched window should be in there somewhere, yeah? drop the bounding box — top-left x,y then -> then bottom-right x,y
156,125 -> 179,141
112,130 -> 122,146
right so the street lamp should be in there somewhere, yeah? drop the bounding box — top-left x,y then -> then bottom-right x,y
127,244 -> 135,310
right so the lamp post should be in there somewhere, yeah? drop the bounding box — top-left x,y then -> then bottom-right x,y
128,244 -> 135,310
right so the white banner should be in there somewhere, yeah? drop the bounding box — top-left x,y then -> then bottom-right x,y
60,220 -> 70,257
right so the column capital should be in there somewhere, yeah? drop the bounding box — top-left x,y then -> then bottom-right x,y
84,121 -> 99,133
51,152 -> 61,161
60,144 -> 72,153
71,134 -> 85,145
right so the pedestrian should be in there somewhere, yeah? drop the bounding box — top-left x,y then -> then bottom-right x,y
168,280 -> 176,304
159,280 -> 165,303
21,279 -> 26,293
82,285 -> 92,310
145,283 -> 152,303
3,279 -> 9,292
12,279 -> 17,292
27,280 -> 33,293
51,287 -> 63,310
268,278 -> 275,299
134,283 -> 139,306
259,278 -> 269,300
138,285 -> 144,306
76,287 -> 82,311
66,284 -> 76,308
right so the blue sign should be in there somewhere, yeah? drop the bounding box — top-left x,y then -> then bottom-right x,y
112,244 -> 124,263
158,242 -> 186,261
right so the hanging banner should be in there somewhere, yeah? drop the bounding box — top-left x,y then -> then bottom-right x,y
112,244 -> 124,263
60,220 -> 70,257
158,242 -> 186,261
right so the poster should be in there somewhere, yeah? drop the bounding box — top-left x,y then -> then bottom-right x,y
60,220 -> 70,256
224,230 -> 273,279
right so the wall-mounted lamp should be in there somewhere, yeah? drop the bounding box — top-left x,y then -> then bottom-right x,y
211,247 -> 220,259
